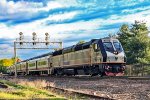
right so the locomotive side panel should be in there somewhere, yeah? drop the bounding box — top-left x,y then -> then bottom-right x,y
52,55 -> 62,68
63,53 -> 69,66
53,45 -> 102,68
82,48 -> 91,65
60,48 -> 92,68
91,47 -> 102,65
68,52 -> 74,66
74,50 -> 83,66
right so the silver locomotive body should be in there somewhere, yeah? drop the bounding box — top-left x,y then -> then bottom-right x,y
49,37 -> 126,76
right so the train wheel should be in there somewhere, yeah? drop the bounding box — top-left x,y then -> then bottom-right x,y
98,73 -> 103,77
56,69 -> 64,76
99,72 -> 105,77
74,69 -> 78,76
84,67 -> 90,75
89,67 -> 99,76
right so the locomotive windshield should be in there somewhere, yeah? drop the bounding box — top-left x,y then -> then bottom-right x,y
103,41 -> 123,52
103,42 -> 114,52
113,41 -> 123,52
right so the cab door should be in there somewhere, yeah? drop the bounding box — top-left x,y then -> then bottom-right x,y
92,43 -> 102,64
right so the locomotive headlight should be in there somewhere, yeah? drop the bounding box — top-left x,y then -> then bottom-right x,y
113,51 -> 118,55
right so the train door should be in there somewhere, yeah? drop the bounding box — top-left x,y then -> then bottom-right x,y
26,62 -> 28,75
36,61 -> 38,70
48,56 -> 53,75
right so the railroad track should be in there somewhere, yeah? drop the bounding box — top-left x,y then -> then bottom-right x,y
1,75 -> 150,100
2,74 -> 150,80
46,85 -> 114,100
36,75 -> 150,79
47,75 -> 150,81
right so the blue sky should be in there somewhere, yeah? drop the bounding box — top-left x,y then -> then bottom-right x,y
0,0 -> 150,60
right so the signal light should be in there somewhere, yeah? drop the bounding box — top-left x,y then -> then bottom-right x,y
20,42 -> 23,45
45,32 -> 49,45
19,32 -> 24,45
32,32 -> 37,45
45,42 -> 49,45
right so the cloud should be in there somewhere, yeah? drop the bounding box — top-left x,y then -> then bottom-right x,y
0,0 -> 64,25
0,44 -> 13,58
0,0 -> 150,59
1,0 -> 150,26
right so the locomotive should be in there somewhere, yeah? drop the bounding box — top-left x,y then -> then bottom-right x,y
8,37 -> 126,76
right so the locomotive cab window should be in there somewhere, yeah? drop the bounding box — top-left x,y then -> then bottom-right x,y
113,41 -> 123,52
92,43 -> 99,51
103,42 -> 114,52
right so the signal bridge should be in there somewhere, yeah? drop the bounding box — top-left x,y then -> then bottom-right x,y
15,32 -> 63,50
14,32 -> 63,77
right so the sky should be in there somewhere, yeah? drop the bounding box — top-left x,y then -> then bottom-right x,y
0,0 -> 150,60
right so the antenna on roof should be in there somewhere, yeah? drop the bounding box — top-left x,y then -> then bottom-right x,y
108,33 -> 116,39
108,33 -> 113,38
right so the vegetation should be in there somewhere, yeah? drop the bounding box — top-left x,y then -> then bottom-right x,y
0,59 -> 13,73
0,80 -> 66,100
125,64 -> 150,76
117,21 -> 150,64
77,40 -> 85,45
0,57 -> 21,73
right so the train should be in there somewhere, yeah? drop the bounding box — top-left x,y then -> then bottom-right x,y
8,37 -> 126,76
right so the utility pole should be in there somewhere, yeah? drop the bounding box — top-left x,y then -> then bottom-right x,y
14,32 -> 63,77
14,42 -> 17,77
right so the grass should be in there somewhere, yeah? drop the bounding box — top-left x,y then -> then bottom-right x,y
0,79 -> 66,100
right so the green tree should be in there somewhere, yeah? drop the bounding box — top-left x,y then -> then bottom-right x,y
2,59 -> 13,67
0,58 -> 16,73
118,21 -> 150,64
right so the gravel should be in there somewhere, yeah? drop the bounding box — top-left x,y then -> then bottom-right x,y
46,77 -> 150,100
3,76 -> 150,100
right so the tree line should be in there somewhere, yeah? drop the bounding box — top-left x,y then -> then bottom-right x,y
117,21 -> 150,76
117,21 -> 150,64
0,58 -> 17,73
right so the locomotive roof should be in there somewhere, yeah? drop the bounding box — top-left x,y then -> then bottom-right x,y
20,52 -> 52,63
52,38 -> 99,56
